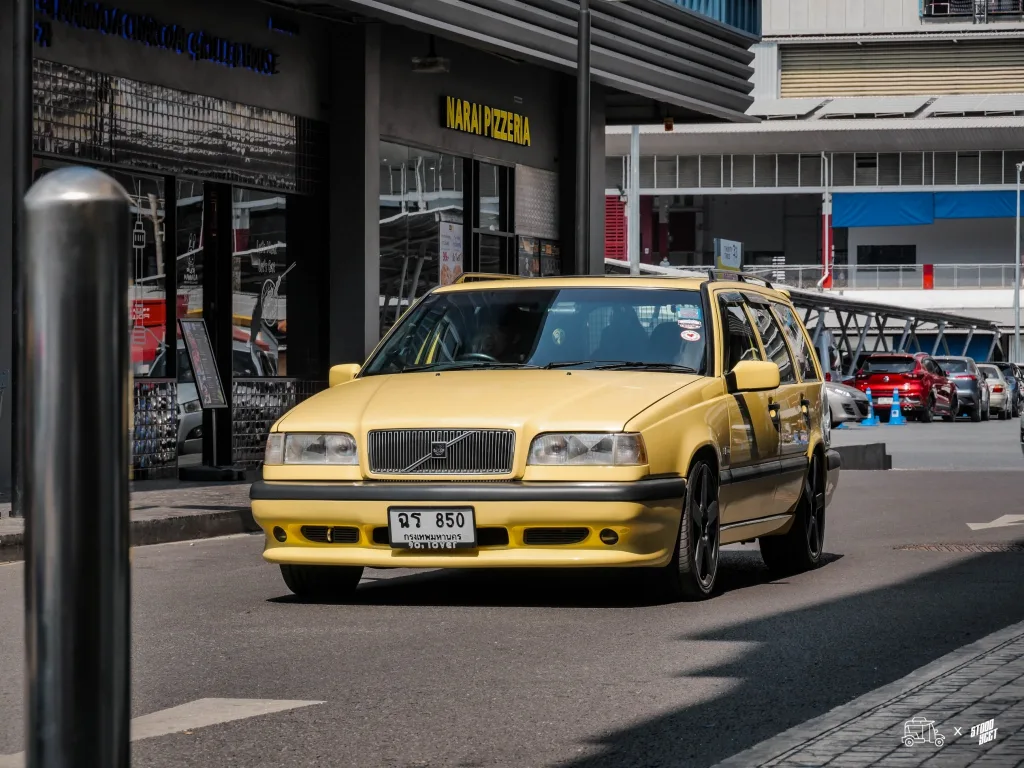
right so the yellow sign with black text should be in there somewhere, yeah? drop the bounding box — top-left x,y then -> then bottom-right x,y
443,96 -> 531,147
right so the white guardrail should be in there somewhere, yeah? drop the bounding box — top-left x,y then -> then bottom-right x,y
631,263 -> 1020,290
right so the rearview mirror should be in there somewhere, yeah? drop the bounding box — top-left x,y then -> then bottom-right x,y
726,360 -> 780,393
329,363 -> 361,387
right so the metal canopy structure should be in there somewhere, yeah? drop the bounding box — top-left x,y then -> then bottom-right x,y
604,258 -> 1003,374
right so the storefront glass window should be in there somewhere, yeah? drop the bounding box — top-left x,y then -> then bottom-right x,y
175,179 -> 205,385
379,141 -> 464,337
232,188 -> 288,377
473,162 -> 515,274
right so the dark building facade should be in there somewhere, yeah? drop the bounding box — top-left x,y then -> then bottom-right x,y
0,0 -> 759,492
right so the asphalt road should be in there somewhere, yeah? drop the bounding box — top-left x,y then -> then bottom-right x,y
831,415 -> 1023,470
0,471 -> 1022,767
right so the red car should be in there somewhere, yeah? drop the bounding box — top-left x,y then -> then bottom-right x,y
852,353 -> 958,422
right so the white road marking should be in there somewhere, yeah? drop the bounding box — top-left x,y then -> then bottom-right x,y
966,514 -> 1024,531
0,698 -> 322,767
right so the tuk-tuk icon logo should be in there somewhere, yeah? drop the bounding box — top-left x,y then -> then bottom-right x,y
904,717 -> 945,748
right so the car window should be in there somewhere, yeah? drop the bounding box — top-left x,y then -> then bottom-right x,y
363,287 -> 709,375
980,366 -> 1000,380
748,304 -> 797,384
863,357 -> 916,374
923,359 -> 938,375
718,299 -> 763,374
936,359 -> 969,373
772,302 -> 819,381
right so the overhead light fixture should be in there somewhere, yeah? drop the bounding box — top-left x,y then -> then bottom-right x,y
412,35 -> 450,74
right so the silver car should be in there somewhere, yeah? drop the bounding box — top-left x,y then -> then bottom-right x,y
978,364 -> 1013,420
825,381 -> 871,425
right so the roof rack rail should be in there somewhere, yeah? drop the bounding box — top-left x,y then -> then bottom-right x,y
703,269 -> 773,290
452,272 -> 520,284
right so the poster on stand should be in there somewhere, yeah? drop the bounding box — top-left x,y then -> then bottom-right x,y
439,222 -> 464,285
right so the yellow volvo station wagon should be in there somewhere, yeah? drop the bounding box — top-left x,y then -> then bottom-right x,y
251,273 -> 841,601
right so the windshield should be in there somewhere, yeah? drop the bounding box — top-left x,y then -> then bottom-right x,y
863,357 -> 916,374
362,287 -> 709,375
937,359 -> 970,373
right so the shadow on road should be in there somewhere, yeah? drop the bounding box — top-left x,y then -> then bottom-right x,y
268,550 -> 843,608
550,539 -> 1024,768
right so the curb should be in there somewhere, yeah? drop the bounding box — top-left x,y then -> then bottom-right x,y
711,618 -> 1024,767
0,507 -> 260,562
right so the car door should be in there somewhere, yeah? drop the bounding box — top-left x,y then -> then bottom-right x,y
746,296 -> 808,514
714,290 -> 784,525
923,357 -> 952,412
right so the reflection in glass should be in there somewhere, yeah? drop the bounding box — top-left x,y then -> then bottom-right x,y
379,142 -> 464,337
478,162 -> 501,232
233,188 -> 288,376
478,234 -> 503,273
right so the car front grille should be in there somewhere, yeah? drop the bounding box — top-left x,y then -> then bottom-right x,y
367,429 -> 515,475
522,527 -> 590,545
301,525 -> 360,544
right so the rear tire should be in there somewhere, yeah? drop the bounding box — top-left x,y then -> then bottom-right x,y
878,410 -> 891,424
648,460 -> 720,602
971,402 -> 983,422
982,405 -> 991,421
280,564 -> 364,599
760,452 -> 826,577
919,397 -> 934,423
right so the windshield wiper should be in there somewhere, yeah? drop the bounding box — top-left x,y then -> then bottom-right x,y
591,361 -> 699,373
402,361 -> 540,373
543,360 -> 697,373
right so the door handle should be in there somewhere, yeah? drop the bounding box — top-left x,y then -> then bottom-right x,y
768,401 -> 781,430
800,396 -> 812,427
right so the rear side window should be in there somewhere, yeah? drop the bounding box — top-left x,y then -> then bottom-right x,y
863,357 -> 916,374
980,366 -> 1000,380
937,359 -> 969,373
772,302 -> 819,381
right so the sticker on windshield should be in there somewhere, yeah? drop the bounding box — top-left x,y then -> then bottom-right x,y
681,330 -> 701,342
677,319 -> 702,330
552,328 -> 565,345
675,304 -> 701,320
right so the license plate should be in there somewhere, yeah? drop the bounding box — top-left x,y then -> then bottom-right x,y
387,507 -> 476,550
876,397 -> 893,405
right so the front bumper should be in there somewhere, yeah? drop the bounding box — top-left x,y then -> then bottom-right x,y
250,478 -> 687,569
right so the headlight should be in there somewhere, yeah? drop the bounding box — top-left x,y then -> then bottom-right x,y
181,399 -> 202,414
264,432 -> 358,465
825,385 -> 852,399
527,433 -> 647,466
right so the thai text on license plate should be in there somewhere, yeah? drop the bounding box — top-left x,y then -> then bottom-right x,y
387,507 -> 477,550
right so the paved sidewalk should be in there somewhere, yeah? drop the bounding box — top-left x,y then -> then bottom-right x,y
0,482 -> 256,559
713,619 -> 1024,767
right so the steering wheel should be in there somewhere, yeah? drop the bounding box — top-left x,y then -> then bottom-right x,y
457,352 -> 499,363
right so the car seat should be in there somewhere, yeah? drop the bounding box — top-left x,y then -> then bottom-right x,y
592,307 -> 649,362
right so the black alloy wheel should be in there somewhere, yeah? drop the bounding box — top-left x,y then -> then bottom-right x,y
760,452 -> 825,577
919,396 -> 934,423
649,460 -> 720,602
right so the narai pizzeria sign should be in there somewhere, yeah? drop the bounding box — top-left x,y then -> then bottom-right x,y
443,96 -> 531,147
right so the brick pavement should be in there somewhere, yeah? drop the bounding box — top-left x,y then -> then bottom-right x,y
713,620 -> 1024,768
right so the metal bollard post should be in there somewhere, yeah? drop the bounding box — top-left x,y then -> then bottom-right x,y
23,167 -> 131,768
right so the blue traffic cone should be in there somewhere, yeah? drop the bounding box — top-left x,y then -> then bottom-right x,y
861,387 -> 879,426
888,388 -> 907,426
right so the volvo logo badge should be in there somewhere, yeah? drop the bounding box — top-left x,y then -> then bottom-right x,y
401,431 -> 476,473
430,441 -> 447,458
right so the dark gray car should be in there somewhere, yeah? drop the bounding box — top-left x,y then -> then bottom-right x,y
934,356 -> 989,422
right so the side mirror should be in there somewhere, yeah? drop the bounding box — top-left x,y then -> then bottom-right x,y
329,363 -> 361,387
726,360 -> 781,393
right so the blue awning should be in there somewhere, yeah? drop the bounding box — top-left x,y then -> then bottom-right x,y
933,191 -> 1023,220
833,193 -> 934,228
835,191 -> 1024,226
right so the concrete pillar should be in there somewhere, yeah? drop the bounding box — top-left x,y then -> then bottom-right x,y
328,23 -> 381,364
0,3 -> 14,494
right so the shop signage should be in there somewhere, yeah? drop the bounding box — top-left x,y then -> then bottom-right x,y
179,319 -> 227,409
443,96 -> 531,147
35,0 -> 279,75
439,222 -> 464,286
714,238 -> 743,272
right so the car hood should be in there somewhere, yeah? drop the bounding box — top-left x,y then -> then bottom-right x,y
276,369 -> 703,434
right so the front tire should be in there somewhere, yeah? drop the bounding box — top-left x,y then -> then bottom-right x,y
919,396 -> 934,423
280,564 -> 364,599
760,452 -> 826,577
649,460 -> 720,602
